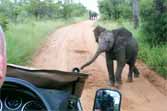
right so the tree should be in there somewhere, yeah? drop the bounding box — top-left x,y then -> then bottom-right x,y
154,0 -> 166,15
98,0 -> 132,20
140,0 -> 167,45
0,13 -> 8,30
133,0 -> 139,29
0,0 -> 87,22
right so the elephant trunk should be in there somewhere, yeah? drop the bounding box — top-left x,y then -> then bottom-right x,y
80,48 -> 102,70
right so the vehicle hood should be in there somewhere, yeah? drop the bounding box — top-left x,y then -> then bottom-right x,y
6,64 -> 89,97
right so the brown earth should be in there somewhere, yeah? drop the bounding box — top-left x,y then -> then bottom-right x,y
32,21 -> 167,111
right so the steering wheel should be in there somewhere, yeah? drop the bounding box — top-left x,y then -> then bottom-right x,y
1,77 -> 51,111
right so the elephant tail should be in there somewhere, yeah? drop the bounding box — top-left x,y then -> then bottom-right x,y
133,66 -> 140,77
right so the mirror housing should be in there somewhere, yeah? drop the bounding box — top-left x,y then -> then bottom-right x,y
93,88 -> 121,111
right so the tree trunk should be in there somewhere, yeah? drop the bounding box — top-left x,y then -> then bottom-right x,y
133,0 -> 139,29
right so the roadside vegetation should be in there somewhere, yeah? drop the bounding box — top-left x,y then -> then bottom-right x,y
0,0 -> 88,65
97,0 -> 167,78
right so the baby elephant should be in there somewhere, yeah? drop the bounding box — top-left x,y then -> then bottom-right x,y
80,26 -> 139,87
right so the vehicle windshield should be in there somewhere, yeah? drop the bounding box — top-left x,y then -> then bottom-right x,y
0,0 -> 167,111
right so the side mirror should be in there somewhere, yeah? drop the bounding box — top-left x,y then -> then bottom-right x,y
93,89 -> 121,111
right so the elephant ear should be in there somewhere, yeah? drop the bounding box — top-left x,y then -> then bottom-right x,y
98,31 -> 114,52
93,26 -> 106,42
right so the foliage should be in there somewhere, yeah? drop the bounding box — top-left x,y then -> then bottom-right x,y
62,3 -> 87,19
6,20 -> 61,65
0,0 -> 87,23
98,0 -> 132,20
0,0 -> 87,64
140,0 -> 167,45
6,16 -> 85,65
70,3 -> 87,17
0,0 -> 13,20
0,13 -> 8,30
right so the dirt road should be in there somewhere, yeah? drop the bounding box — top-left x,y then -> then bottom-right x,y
32,21 -> 167,111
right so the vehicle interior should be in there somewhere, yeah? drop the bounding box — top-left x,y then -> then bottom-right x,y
0,64 -> 88,111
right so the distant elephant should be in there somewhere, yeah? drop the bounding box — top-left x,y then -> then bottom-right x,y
89,11 -> 98,20
80,26 -> 139,87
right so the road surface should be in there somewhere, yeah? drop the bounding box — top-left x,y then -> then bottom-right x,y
32,21 -> 167,111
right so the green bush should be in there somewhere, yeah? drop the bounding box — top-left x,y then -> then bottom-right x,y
0,14 -> 9,30
98,0 -> 112,20
6,16 -> 86,65
0,0 -> 87,23
142,13 -> 167,45
98,0 -> 132,20
140,0 -> 167,45
6,21 -> 60,65
70,3 -> 87,17
62,3 -> 87,19
139,44 -> 167,78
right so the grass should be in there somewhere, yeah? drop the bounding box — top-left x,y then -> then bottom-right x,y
97,20 -> 167,78
6,17 -> 86,65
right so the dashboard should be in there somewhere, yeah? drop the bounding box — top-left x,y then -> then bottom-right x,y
0,80 -> 47,111
0,89 -> 46,111
0,77 -> 82,111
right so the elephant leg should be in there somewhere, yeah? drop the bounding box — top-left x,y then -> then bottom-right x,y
106,52 -> 115,86
115,61 -> 125,84
134,65 -> 140,77
128,56 -> 139,78
127,64 -> 134,82
115,50 -> 126,87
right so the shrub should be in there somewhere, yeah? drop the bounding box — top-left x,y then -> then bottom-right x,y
0,13 -> 9,30
140,0 -> 167,45
98,0 -> 132,20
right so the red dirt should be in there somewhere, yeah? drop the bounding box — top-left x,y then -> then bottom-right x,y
32,21 -> 167,111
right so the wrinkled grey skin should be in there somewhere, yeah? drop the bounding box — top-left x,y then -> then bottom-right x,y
80,26 -> 139,86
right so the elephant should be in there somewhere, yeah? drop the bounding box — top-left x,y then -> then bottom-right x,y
80,26 -> 139,87
89,11 -> 98,20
